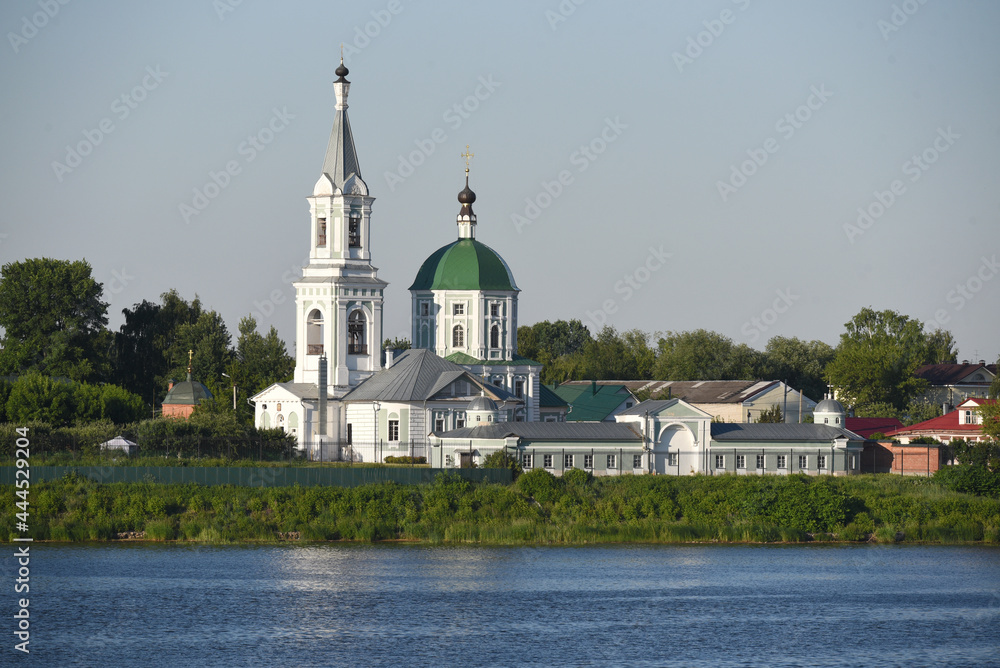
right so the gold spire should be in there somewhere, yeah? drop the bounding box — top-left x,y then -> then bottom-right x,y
187,349 -> 193,375
340,43 -> 344,64
461,144 -> 474,174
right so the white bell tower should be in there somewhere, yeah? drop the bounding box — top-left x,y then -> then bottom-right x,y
293,59 -> 386,397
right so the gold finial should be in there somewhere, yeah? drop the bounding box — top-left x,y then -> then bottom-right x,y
461,144 -> 474,174
340,43 -> 344,63
187,349 -> 193,375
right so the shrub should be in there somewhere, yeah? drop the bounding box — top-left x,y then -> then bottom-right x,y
481,450 -> 523,479
515,468 -> 560,505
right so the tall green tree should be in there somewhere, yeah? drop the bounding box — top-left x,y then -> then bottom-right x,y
654,329 -> 763,380
113,290 -> 206,406
761,336 -> 835,401
221,316 -> 294,422
519,320 -> 593,384
0,258 -> 111,382
824,308 -> 955,412
581,327 -> 655,380
164,310 -> 233,388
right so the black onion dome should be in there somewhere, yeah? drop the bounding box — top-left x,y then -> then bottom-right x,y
335,62 -> 349,81
458,177 -> 476,205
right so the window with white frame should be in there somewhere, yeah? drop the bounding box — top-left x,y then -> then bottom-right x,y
756,454 -> 765,469
607,454 -> 617,469
543,454 -> 553,469
420,302 -> 430,316
715,454 -> 725,469
490,302 -> 500,317
453,303 -> 465,316
564,454 -> 574,468
387,420 -> 399,442
736,454 -> 746,469
521,454 -> 532,469
452,325 -> 464,348
490,324 -> 500,348
667,453 -> 678,466
818,455 -> 827,470
965,411 -> 973,424
456,413 -> 466,429
798,455 -> 808,470
514,379 -> 525,399
633,454 -> 642,469
584,454 -> 594,469
777,455 -> 787,469
434,417 -> 444,432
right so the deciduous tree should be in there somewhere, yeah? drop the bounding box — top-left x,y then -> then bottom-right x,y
0,258 -> 111,382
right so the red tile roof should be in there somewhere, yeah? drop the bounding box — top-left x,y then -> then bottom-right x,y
845,417 -> 903,438
885,399 -> 997,439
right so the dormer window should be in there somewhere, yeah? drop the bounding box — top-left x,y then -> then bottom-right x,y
348,213 -> 361,248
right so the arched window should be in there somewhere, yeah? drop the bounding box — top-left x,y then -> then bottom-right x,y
453,324 -> 464,348
348,311 -> 366,354
348,212 -> 361,248
307,310 -> 323,355
490,324 -> 500,348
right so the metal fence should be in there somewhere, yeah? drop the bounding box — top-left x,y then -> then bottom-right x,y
307,440 -> 430,464
0,465 -> 512,488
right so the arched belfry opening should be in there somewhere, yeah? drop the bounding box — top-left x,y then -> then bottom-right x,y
348,310 -> 367,355
307,309 -> 324,356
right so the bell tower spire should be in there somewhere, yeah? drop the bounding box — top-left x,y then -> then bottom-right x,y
295,63 -> 386,398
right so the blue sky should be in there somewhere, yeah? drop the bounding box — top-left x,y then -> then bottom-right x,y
2,0 -> 998,363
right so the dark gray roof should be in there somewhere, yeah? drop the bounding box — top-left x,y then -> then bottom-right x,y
322,102 -> 363,190
436,422 -> 641,442
616,399 -> 684,416
271,383 -> 320,400
343,349 -> 517,403
710,423 -> 863,442
557,380 -> 785,403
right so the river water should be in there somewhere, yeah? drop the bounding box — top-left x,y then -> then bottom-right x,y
10,543 -> 1000,667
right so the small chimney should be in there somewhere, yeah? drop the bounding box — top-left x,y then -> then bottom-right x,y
591,380 -> 597,396
962,360 -> 969,364
979,359 -> 986,365
168,379 -> 175,391
385,348 -> 397,369
943,403 -> 950,415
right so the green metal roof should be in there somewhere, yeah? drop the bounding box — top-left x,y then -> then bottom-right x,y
409,238 -> 518,291
549,382 -> 635,422
163,378 -> 213,405
444,352 -> 542,367
539,383 -> 569,408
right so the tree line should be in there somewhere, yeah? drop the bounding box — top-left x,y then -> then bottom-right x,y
2,257 -> 996,429
0,258 -> 293,426
518,308 -> 996,424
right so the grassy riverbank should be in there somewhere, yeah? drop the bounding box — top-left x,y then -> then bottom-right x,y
4,470 -> 999,544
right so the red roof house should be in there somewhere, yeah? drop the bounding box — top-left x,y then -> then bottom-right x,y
884,398 -> 996,444
845,417 -> 903,439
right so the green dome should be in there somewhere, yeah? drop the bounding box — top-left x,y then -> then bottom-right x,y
163,378 -> 213,405
409,238 -> 518,291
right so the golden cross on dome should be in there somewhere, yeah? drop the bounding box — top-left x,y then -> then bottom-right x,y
187,349 -> 193,374
461,145 -> 474,174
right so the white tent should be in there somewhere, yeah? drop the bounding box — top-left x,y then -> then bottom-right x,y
100,435 -> 138,455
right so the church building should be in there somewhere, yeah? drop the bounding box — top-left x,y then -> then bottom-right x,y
252,59 -> 385,448
409,153 -> 542,422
